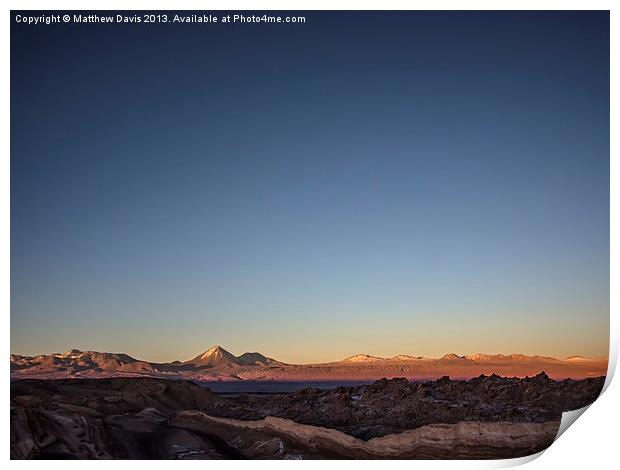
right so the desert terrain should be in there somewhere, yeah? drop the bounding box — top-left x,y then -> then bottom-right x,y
11,346 -> 607,459
10,346 -> 608,382
11,374 -> 604,459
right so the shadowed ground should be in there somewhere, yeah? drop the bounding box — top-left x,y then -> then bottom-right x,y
11,375 -> 604,459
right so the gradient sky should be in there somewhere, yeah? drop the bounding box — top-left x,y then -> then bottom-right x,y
11,11 -> 609,363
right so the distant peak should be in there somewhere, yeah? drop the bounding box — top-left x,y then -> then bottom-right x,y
464,353 -> 493,361
440,353 -> 463,360
565,355 -> 586,361
186,345 -> 239,365
200,345 -> 234,359
463,353 -> 566,362
236,352 -> 280,366
237,352 -> 267,360
63,349 -> 83,356
342,354 -> 384,363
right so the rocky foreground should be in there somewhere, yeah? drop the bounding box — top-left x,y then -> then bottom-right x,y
11,374 -> 604,459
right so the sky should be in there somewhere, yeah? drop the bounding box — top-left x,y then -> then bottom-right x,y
11,12 -> 609,363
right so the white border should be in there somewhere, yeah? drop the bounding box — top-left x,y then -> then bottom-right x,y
3,1 -> 617,468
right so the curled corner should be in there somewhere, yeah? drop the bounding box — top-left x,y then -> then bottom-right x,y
502,406 -> 591,467
553,329 -> 619,441
492,413 -> 579,469
503,357 -> 613,467
554,404 -> 591,441
492,407 -> 591,468
550,328 -> 619,442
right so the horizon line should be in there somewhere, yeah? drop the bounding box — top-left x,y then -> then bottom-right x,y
9,345 -> 610,365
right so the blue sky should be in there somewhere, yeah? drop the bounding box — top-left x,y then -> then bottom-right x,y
11,12 -> 609,362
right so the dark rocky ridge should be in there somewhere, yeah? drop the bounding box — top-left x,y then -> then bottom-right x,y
209,372 -> 605,439
11,378 -> 231,459
11,374 -> 604,459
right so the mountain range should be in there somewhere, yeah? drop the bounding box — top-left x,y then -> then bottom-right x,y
10,346 -> 608,381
